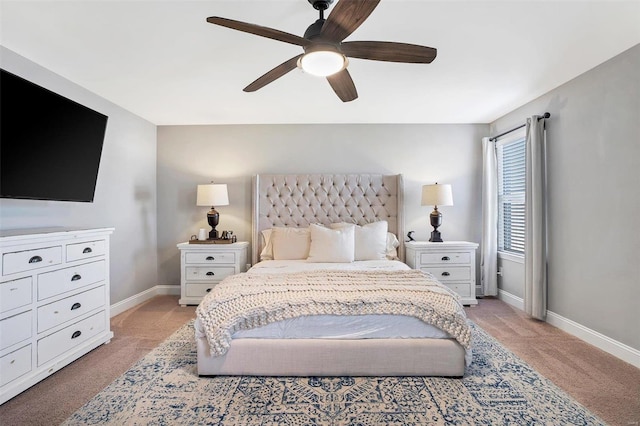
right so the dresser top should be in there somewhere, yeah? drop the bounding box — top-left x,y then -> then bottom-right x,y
0,227 -> 114,241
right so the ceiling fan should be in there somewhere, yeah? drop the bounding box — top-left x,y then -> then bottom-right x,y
206,0 -> 437,102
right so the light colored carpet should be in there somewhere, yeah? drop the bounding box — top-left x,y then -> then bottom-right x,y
63,320 -> 605,425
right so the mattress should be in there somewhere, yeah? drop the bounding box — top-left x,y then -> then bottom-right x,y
196,260 -> 453,344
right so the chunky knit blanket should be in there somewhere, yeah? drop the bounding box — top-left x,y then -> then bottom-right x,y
196,269 -> 471,357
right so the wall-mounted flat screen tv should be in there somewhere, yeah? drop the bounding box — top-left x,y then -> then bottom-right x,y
1,69 -> 108,202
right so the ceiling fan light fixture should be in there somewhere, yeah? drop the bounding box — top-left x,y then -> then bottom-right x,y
299,50 -> 346,77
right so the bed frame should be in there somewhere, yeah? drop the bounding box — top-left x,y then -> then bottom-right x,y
196,173 -> 467,377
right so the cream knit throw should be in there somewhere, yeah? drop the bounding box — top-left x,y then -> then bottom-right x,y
196,269 -> 471,357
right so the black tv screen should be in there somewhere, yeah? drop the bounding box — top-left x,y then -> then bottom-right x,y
1,69 -> 108,202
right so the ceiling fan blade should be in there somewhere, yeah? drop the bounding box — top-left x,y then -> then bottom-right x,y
207,17 -> 310,47
244,55 -> 302,92
320,0 -> 381,42
342,41 -> 437,63
326,69 -> 358,102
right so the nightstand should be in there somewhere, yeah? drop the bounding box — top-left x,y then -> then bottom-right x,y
176,241 -> 249,306
404,241 -> 479,306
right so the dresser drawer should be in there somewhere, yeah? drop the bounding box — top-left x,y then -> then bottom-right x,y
0,277 -> 32,314
185,283 -> 219,298
37,311 -> 105,366
421,266 -> 471,282
37,286 -> 105,333
0,311 -> 32,351
185,266 -> 235,281
419,251 -> 470,265
2,246 -> 62,276
66,240 -> 106,262
185,251 -> 236,264
37,260 -> 105,301
445,283 -> 472,297
0,344 -> 32,387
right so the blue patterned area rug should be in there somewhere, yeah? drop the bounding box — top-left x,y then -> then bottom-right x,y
64,320 -> 604,425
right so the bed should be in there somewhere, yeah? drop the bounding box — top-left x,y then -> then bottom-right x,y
194,174 -> 471,377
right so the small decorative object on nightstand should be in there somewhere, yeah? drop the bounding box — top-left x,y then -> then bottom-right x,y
177,241 -> 249,306
196,182 -> 229,240
405,241 -> 478,306
421,183 -> 453,242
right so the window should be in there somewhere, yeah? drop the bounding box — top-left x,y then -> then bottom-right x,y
497,133 -> 526,255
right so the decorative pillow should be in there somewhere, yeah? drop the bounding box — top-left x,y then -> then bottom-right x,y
330,221 -> 388,260
307,224 -> 355,263
271,227 -> 311,260
259,228 -> 274,260
386,232 -> 400,260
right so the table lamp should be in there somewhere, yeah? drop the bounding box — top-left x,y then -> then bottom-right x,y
196,183 -> 229,239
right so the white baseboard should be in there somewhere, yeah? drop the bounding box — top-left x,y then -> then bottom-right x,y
498,289 -> 640,369
110,285 -> 180,317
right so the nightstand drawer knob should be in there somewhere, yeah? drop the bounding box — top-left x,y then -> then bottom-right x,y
71,330 -> 82,339
441,272 -> 450,277
83,247 -> 93,254
71,274 -> 82,281
441,256 -> 450,261
206,256 -> 215,261
206,288 -> 212,293
71,302 -> 82,311
29,255 -> 43,264
206,271 -> 215,276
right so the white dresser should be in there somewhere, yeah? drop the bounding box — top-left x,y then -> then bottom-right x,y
0,227 -> 114,404
405,241 -> 479,306
177,241 -> 249,306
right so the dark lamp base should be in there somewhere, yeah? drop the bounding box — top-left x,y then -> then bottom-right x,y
429,230 -> 443,242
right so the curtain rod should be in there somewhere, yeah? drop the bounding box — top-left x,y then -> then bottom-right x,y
489,112 -> 551,141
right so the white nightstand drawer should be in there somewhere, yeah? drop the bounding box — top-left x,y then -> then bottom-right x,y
38,311 -> 105,366
0,344 -> 32,387
66,240 -> 106,262
185,266 -> 235,281
2,246 -> 62,276
185,283 -> 218,297
421,266 -> 471,282
445,283 -> 472,297
0,311 -> 32,351
185,251 -> 236,264
0,277 -> 32,314
419,252 -> 470,265
37,286 -> 105,333
37,260 -> 105,301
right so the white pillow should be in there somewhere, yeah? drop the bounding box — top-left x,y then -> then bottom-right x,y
386,232 -> 400,260
259,228 -> 274,260
271,227 -> 311,260
330,221 -> 388,260
307,224 -> 355,263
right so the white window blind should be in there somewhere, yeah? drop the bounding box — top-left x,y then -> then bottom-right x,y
497,137 -> 526,255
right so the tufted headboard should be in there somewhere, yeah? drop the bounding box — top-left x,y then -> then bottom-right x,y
252,174 -> 404,265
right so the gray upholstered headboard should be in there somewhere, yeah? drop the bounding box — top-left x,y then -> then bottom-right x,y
252,174 -> 404,264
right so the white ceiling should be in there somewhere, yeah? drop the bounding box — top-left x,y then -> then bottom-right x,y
1,1 -> 639,125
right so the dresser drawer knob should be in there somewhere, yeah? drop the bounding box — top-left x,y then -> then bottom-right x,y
71,330 -> 82,339
71,302 -> 82,311
29,255 -> 43,264
441,272 -> 450,277
71,274 -> 82,281
82,247 -> 93,254
441,256 -> 450,261
206,256 -> 215,261
206,271 -> 215,276
206,288 -> 212,293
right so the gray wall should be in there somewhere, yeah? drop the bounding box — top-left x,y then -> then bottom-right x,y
0,47 -> 159,304
156,124 -> 486,286
490,44 -> 640,350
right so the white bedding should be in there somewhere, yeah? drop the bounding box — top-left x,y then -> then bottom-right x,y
228,259 -> 451,341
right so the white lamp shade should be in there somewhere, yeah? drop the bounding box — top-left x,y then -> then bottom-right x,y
421,184 -> 453,207
196,183 -> 229,207
299,50 -> 346,77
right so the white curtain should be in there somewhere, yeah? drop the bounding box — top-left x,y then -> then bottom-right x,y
524,115 -> 548,320
480,137 -> 498,296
